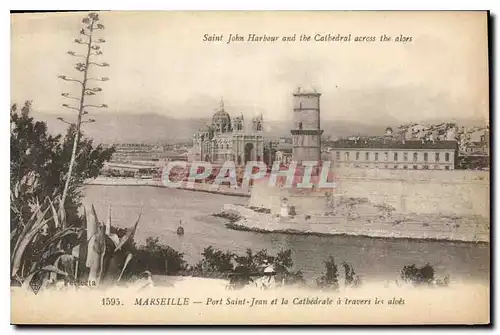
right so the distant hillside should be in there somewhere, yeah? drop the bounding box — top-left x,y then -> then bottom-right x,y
32,111 -> 486,145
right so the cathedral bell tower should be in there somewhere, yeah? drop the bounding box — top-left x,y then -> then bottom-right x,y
291,87 -> 323,165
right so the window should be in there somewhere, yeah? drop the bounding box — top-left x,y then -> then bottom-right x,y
424,153 -> 428,162
413,165 -> 418,170
356,152 -> 360,160
384,165 -> 388,169
445,153 -> 450,162
394,153 -> 398,161
345,152 -> 350,161
298,122 -> 303,130
336,152 -> 340,160
375,153 -> 379,161
423,165 -> 429,170
365,152 -> 369,161
413,153 -> 418,162
445,166 -> 450,170
404,152 -> 408,161
403,165 -> 408,169
435,153 -> 440,162
384,152 -> 388,161
393,165 -> 398,169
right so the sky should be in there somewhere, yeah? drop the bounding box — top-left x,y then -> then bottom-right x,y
11,11 -> 489,124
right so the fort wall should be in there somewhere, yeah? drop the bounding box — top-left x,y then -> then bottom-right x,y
249,168 -> 489,218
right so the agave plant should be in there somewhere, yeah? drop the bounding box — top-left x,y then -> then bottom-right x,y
85,204 -> 140,286
10,171 -> 43,244
11,191 -> 141,291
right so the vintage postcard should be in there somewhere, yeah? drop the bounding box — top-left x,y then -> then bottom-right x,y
10,11 -> 490,325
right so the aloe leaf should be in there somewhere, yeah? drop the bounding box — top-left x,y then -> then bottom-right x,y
106,204 -> 111,235
117,253 -> 133,282
115,211 -> 141,252
12,204 -> 42,254
87,205 -> 99,241
11,213 -> 51,278
48,198 -> 60,229
87,225 -> 106,284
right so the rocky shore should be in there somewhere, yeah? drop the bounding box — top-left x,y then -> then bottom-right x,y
217,204 -> 490,243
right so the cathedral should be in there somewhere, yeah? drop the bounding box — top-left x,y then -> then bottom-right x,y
190,99 -> 265,165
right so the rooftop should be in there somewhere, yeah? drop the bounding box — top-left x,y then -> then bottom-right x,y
293,86 -> 321,97
330,139 -> 458,150
276,142 -> 293,151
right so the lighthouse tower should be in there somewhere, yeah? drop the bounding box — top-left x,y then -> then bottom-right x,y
291,87 -> 323,165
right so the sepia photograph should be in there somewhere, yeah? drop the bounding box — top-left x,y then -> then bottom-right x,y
10,10 -> 490,325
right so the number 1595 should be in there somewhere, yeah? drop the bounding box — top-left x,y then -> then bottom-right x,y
102,298 -> 121,306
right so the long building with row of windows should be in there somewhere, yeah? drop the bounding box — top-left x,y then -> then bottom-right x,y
330,139 -> 458,170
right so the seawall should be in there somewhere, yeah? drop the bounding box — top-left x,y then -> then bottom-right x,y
86,177 -> 251,197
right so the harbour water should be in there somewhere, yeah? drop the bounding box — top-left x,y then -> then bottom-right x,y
83,185 -> 490,283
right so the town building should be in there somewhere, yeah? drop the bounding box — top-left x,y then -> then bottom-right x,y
101,162 -> 159,178
190,98 -> 265,165
458,126 -> 489,156
455,126 -> 489,170
330,139 -> 458,170
399,123 -> 457,141
110,143 -> 166,162
274,138 -> 293,165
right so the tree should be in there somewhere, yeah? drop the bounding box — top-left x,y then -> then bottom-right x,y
10,102 -> 115,285
10,101 -> 114,235
58,12 -> 110,224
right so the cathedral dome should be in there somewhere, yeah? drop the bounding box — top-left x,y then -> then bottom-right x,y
212,98 -> 232,133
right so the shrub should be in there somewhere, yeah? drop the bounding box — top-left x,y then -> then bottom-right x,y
400,264 -> 435,286
128,237 -> 187,277
341,262 -> 361,287
248,206 -> 271,214
212,211 -> 241,223
185,247 -> 305,286
316,256 -> 339,290
187,246 -> 235,277
233,248 -> 305,286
